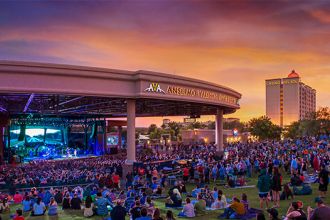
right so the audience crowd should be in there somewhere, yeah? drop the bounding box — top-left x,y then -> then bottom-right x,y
0,135 -> 329,220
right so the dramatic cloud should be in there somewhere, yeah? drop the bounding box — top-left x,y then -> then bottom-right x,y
0,1 -> 329,126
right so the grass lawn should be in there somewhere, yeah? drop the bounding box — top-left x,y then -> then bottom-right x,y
1,174 -> 329,220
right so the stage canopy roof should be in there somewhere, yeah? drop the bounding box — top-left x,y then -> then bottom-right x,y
0,61 -> 241,119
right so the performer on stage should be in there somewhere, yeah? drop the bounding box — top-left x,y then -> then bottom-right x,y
66,147 -> 71,158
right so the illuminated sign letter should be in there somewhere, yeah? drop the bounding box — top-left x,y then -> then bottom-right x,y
145,82 -> 165,94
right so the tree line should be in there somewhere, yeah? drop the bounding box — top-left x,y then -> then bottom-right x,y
145,107 -> 330,141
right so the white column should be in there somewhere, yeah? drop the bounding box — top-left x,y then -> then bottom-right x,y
215,108 -> 224,152
126,99 -> 136,164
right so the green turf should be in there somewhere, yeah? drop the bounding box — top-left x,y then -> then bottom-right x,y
1,173 -> 329,220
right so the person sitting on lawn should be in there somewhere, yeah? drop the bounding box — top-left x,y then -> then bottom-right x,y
62,193 -> 71,209
281,183 -> 294,200
211,194 -> 226,209
284,201 -> 307,220
165,189 -> 182,208
13,192 -> 23,204
307,197 -> 330,220
110,200 -> 127,220
241,193 -> 249,213
179,197 -> 195,217
13,209 -> 24,220
136,207 -> 151,220
83,195 -> 94,217
48,197 -> 58,216
194,194 -> 206,216
130,200 -> 142,220
0,198 -> 10,213
32,197 -> 46,216
267,208 -> 280,220
22,196 -> 32,212
166,210 -> 176,220
290,173 -> 302,186
152,208 -> 164,220
94,192 -> 111,216
221,197 -> 245,219
70,193 -> 82,210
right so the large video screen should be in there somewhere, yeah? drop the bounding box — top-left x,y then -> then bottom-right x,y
45,128 -> 63,144
10,126 -> 63,147
107,134 -> 119,146
26,128 -> 45,143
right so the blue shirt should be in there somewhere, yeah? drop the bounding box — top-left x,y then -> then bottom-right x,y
291,159 -> 298,169
22,200 -> 32,212
95,197 -> 110,216
136,217 -> 151,220
33,202 -> 45,215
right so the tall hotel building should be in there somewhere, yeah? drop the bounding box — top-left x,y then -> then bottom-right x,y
266,70 -> 316,127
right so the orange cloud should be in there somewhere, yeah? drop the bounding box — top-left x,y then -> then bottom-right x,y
0,1 -> 329,126
310,9 -> 330,24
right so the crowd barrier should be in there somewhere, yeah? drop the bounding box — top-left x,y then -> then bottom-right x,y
0,182 -> 94,193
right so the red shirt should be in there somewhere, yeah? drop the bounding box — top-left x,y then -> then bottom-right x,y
13,194 -> 23,204
112,175 -> 120,184
183,168 -> 189,176
13,216 -> 25,220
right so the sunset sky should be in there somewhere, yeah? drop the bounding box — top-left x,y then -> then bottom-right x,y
1,1 -> 330,127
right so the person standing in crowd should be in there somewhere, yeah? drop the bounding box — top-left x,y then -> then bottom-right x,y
308,197 -> 330,220
271,167 -> 282,208
318,164 -> 329,198
183,166 -> 189,183
313,155 -> 320,174
112,172 -> 120,189
257,168 -> 271,209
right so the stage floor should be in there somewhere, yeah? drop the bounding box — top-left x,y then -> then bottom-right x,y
23,154 -> 98,162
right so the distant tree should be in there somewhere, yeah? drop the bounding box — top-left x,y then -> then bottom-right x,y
147,124 -> 162,140
316,107 -> 330,134
149,128 -> 162,140
148,124 -> 158,134
284,121 -> 300,139
207,121 -> 215,129
248,116 -> 282,140
223,120 -> 246,132
167,121 -> 182,137
284,107 -> 330,138
187,121 -> 207,130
